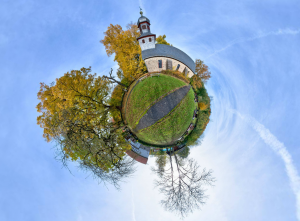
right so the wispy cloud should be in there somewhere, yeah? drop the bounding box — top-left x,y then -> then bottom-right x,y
132,189 -> 136,221
138,0 -> 146,15
206,28 -> 300,59
231,110 -> 300,220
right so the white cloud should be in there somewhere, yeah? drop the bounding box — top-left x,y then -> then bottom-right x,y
231,110 -> 300,220
206,28 -> 300,59
132,188 -> 136,221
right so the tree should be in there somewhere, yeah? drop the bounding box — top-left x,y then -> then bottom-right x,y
199,102 -> 209,110
152,153 -> 215,218
195,59 -> 211,82
176,147 -> 190,159
190,74 -> 203,90
37,67 -> 135,187
156,34 -> 172,46
100,23 -> 147,80
155,153 -> 168,176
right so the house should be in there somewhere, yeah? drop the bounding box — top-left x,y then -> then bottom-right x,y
126,141 -> 150,164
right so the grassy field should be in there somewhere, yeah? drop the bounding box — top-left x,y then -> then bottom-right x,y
136,88 -> 195,145
125,74 -> 187,128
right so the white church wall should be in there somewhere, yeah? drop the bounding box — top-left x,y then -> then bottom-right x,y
138,36 -> 155,51
144,56 -> 194,77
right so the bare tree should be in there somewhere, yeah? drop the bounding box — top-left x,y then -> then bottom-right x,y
79,154 -> 136,189
152,152 -> 215,218
103,68 -> 128,88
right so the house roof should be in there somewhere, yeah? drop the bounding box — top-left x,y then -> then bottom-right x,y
142,44 -> 196,73
126,150 -> 148,164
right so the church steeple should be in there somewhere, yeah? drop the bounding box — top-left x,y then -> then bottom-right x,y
137,11 -> 156,51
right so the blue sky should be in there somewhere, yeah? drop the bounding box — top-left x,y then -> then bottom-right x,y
1,0 -> 300,220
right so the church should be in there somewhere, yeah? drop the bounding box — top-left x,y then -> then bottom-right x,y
124,12 -> 196,165
137,11 -> 195,78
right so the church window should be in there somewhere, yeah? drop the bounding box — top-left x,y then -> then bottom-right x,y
149,38 -> 152,42
142,25 -> 146,29
176,64 -> 180,70
158,60 -> 162,68
142,39 -> 145,43
183,67 -> 188,76
167,59 -> 172,70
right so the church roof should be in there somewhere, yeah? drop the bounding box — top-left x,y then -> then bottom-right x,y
137,31 -> 156,40
137,16 -> 150,27
142,44 -> 196,73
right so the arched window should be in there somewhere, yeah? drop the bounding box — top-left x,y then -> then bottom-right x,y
142,39 -> 145,43
149,38 -> 152,42
176,64 -> 180,71
142,25 -> 146,29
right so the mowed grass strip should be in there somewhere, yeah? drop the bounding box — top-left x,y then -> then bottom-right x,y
136,88 -> 195,145
126,74 -> 186,127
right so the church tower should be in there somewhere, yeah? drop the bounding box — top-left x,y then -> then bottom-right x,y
137,10 -> 156,51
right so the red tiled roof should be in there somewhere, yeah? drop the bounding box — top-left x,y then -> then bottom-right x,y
126,150 -> 148,164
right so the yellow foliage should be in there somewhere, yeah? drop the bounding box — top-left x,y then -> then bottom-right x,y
36,67 -> 112,142
195,59 -> 211,82
199,102 -> 208,110
100,24 -> 147,79
156,35 -> 172,46
191,75 -> 202,90
36,67 -> 131,171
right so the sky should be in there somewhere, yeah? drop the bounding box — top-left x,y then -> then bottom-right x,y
0,0 -> 300,220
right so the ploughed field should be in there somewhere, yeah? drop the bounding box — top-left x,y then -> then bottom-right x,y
124,74 -> 196,145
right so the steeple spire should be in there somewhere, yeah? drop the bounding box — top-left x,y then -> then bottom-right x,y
137,13 -> 156,51
139,7 -> 143,16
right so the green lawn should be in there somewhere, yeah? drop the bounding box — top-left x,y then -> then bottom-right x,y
136,88 -> 195,145
125,74 -> 186,128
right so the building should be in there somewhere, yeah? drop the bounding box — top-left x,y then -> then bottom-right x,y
125,138 -> 150,164
137,11 -> 196,78
125,11 -> 196,164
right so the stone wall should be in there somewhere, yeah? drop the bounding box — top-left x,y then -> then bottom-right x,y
144,56 -> 194,78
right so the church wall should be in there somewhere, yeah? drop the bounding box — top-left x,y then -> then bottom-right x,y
138,36 -> 155,51
144,56 -> 194,78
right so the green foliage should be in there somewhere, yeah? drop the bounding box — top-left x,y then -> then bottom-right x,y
176,147 -> 190,159
184,85 -> 211,146
155,153 -> 167,173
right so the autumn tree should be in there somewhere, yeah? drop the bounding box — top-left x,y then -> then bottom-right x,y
199,102 -> 209,110
156,34 -> 172,46
195,59 -> 211,82
190,74 -> 203,90
152,153 -> 215,218
37,67 -> 135,187
100,23 -> 147,80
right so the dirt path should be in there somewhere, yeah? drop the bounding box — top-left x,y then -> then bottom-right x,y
135,85 -> 191,131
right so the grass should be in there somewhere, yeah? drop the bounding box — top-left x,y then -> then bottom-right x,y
136,88 -> 195,145
125,74 -> 187,128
